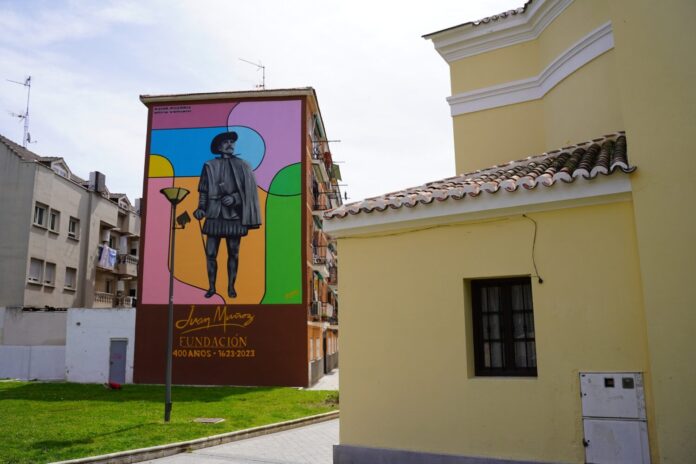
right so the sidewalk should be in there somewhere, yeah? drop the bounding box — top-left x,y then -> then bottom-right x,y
142,418 -> 339,464
306,368 -> 339,391
140,371 -> 339,463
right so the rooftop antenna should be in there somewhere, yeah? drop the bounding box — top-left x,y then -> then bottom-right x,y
7,75 -> 33,147
239,58 -> 265,90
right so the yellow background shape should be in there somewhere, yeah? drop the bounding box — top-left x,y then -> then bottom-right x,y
149,155 -> 175,177
172,177 -> 267,304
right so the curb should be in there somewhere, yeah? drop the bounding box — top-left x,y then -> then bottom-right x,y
53,410 -> 339,464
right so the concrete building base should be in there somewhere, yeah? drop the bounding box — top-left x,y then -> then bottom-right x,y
333,445 -> 548,464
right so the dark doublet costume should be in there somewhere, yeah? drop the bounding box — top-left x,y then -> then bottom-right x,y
197,154 -> 261,297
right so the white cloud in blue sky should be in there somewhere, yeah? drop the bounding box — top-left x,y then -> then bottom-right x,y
0,0 -> 522,202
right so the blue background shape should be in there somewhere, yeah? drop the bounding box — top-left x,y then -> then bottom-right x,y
150,126 -> 265,176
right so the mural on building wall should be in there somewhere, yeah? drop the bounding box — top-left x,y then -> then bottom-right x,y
142,99 -> 303,306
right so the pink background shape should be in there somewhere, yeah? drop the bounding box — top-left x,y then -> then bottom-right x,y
228,100 -> 301,189
152,102 -> 238,129
141,177 -> 225,305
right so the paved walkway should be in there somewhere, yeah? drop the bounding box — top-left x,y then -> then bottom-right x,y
143,370 -> 340,463
142,418 -> 338,464
306,369 -> 339,391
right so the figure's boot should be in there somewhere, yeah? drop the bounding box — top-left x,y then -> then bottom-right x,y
204,259 -> 217,298
227,258 -> 238,298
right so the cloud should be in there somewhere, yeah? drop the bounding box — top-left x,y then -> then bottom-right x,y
0,0 -> 524,202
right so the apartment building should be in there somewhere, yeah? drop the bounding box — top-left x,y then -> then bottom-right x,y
0,134 -> 141,312
309,114 -> 341,384
135,88 -> 341,387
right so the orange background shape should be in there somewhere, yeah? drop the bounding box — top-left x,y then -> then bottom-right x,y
172,176 -> 267,304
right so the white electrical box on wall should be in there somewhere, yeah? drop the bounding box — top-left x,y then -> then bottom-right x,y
580,372 -> 650,464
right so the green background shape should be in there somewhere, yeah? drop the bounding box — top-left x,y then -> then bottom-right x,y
262,163 -> 302,304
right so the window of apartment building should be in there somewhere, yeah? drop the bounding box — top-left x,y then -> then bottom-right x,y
49,209 -> 60,233
33,202 -> 48,228
471,277 -> 537,377
28,258 -> 44,284
68,217 -> 80,240
44,262 -> 56,286
52,164 -> 68,178
315,336 -> 321,359
309,339 -> 314,361
105,279 -> 114,294
65,267 -> 77,291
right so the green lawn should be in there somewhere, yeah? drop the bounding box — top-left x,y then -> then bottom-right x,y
0,381 -> 338,464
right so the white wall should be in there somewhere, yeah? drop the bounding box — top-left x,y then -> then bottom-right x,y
0,345 -> 66,380
65,308 -> 135,383
0,307 -> 4,344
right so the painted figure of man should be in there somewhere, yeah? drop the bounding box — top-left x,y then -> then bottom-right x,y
193,131 -> 262,298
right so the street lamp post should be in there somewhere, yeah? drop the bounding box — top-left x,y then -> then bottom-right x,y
159,187 -> 190,423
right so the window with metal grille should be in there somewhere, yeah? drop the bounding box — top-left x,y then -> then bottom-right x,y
472,277 -> 537,376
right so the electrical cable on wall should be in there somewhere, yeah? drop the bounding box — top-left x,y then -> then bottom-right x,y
522,214 -> 543,284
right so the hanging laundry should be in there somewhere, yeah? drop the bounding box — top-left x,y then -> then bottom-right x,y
107,247 -> 118,268
98,245 -> 117,269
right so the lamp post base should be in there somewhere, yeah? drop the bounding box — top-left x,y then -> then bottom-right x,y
165,402 -> 172,422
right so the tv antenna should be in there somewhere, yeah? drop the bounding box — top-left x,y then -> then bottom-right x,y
7,75 -> 33,147
239,58 -> 265,90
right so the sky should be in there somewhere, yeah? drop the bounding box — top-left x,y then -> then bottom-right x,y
0,0 -> 522,204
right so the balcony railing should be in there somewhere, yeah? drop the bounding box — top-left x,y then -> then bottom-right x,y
328,266 -> 338,286
321,302 -> 334,320
116,295 -> 136,308
312,246 -> 328,265
310,301 -> 320,319
312,195 -> 331,211
118,254 -> 138,265
94,291 -> 115,308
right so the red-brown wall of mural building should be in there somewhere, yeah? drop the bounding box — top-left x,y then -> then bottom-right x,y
134,92 -> 309,386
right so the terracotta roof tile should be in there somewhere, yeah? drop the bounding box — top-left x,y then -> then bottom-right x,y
471,1 -> 531,26
325,132 -> 633,220
423,1 -> 532,38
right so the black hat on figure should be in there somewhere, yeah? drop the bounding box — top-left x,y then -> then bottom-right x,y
210,131 -> 239,154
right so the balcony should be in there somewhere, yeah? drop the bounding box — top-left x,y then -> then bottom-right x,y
116,295 -> 136,308
311,148 -> 331,182
121,213 -> 140,237
311,246 -> 329,277
309,301 -> 337,323
94,291 -> 115,308
310,301 -> 320,320
117,254 -> 138,277
328,265 -> 338,289
312,195 -> 330,213
321,302 -> 334,321
94,292 -> 136,308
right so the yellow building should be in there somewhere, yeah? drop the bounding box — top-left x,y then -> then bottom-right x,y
325,1 -> 695,463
